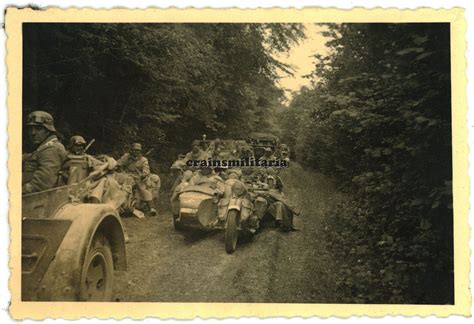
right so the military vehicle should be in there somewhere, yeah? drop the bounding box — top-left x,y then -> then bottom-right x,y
22,159 -> 128,301
171,173 -> 261,253
247,132 -> 279,159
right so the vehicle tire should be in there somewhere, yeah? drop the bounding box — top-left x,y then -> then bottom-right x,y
173,214 -> 184,231
225,210 -> 239,254
80,232 -> 114,301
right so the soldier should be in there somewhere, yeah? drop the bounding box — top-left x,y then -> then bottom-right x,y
185,140 -> 210,161
260,147 -> 277,161
192,167 -> 225,197
22,111 -> 67,195
117,143 -> 157,216
62,135 -> 103,184
68,135 -> 87,155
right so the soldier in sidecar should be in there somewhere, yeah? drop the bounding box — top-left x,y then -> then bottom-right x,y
243,168 -> 298,232
171,167 -> 260,253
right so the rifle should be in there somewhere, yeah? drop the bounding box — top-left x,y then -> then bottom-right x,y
144,148 -> 154,156
84,138 -> 95,153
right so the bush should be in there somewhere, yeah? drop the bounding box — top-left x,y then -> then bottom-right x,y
281,23 -> 453,303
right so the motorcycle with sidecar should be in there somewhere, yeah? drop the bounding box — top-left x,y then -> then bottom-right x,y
171,175 -> 261,253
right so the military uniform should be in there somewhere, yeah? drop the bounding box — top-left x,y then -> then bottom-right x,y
22,134 -> 67,194
117,152 -> 153,202
259,153 -> 277,161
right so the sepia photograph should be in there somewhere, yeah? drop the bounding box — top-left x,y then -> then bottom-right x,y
5,6 -> 470,319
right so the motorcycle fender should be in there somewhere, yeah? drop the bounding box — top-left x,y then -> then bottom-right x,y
228,197 -> 242,211
32,203 -> 126,301
218,197 -> 230,220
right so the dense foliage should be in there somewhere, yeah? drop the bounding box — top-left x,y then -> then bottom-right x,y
23,23 -> 303,169
280,23 -> 453,303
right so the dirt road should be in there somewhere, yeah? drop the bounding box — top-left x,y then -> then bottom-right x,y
114,163 -> 343,302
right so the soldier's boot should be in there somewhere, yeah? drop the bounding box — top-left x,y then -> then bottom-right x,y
146,201 -> 157,217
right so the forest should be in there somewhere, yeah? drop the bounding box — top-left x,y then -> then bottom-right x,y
23,23 -> 303,165
279,23 -> 453,303
23,23 -> 453,304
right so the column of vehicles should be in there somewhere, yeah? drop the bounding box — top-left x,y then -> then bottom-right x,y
170,135 -> 297,254
21,132 -> 292,301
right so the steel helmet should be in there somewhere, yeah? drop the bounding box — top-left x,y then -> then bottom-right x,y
131,143 -> 142,150
227,168 -> 242,178
26,111 -> 56,132
69,135 -> 86,147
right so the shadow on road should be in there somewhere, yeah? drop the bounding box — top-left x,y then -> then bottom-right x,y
181,228 -> 220,244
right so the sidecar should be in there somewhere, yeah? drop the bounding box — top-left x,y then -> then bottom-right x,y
172,178 -> 260,253
173,184 -> 219,230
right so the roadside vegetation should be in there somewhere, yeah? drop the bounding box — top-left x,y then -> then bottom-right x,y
279,23 -> 453,304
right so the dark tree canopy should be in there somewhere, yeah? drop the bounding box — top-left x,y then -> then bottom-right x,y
23,23 -> 304,166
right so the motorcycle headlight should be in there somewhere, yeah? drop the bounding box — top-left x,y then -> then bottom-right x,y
231,181 -> 246,197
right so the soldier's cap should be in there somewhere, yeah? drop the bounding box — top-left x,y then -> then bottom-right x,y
191,140 -> 200,147
26,111 -> 56,132
69,135 -> 86,147
264,147 -> 272,152
131,143 -> 142,150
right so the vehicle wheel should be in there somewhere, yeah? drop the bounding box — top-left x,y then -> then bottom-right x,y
225,210 -> 239,254
173,214 -> 184,231
80,232 -> 114,301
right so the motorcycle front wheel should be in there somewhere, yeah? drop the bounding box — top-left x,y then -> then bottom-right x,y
225,210 -> 239,254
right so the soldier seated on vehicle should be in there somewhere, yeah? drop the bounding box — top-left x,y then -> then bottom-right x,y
259,147 -> 277,161
185,140 -> 211,162
84,156 -> 126,205
22,111 -> 68,195
239,144 -> 255,159
208,139 -> 224,158
117,143 -> 157,216
225,168 -> 242,182
193,167 -> 225,195
61,135 -> 104,185
264,167 -> 284,193
170,170 -> 194,205
170,158 -> 187,192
